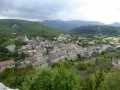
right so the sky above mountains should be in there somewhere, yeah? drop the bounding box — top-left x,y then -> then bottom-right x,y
0,0 -> 120,24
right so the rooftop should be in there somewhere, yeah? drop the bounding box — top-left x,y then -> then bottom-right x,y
0,60 -> 14,67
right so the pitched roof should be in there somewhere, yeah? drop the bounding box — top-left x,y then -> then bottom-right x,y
0,60 -> 14,67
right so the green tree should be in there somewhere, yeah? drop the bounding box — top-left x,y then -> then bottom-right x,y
99,69 -> 120,90
22,68 -> 52,90
75,62 -> 88,71
51,66 -> 80,90
81,69 -> 105,90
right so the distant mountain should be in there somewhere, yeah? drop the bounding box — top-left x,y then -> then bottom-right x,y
1,19 -> 120,37
70,25 -> 120,36
0,19 -> 57,37
41,20 -> 105,30
110,22 -> 120,27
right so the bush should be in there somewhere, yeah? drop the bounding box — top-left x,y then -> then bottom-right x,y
95,57 -> 113,71
14,40 -> 26,47
75,62 -> 89,71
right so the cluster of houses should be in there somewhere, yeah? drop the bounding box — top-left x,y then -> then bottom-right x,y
1,35 -> 120,72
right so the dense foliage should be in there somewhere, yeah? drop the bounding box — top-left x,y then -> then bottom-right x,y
0,33 -> 26,61
22,66 -> 80,90
0,65 -> 34,89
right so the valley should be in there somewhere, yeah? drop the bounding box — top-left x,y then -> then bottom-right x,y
0,19 -> 120,90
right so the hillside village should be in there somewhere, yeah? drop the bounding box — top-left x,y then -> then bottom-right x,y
1,34 -> 120,72
1,0 -> 120,89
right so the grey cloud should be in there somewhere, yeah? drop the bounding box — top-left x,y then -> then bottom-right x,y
0,0 -> 72,20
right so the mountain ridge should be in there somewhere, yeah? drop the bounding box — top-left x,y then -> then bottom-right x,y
41,20 -> 105,30
41,20 -> 120,30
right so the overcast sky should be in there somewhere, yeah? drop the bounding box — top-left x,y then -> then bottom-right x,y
0,0 -> 120,24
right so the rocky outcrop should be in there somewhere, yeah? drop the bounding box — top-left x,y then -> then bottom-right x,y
5,44 -> 16,53
0,83 -> 18,90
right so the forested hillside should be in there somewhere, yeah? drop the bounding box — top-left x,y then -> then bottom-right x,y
0,19 -> 57,37
71,25 -> 120,36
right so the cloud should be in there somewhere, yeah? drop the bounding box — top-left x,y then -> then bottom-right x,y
80,0 -> 120,23
0,0 -> 120,23
0,0 -> 87,20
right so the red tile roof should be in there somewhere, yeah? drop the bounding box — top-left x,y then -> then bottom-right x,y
0,60 -> 15,67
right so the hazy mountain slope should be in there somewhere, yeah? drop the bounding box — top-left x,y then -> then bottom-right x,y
110,22 -> 120,27
41,20 -> 105,30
